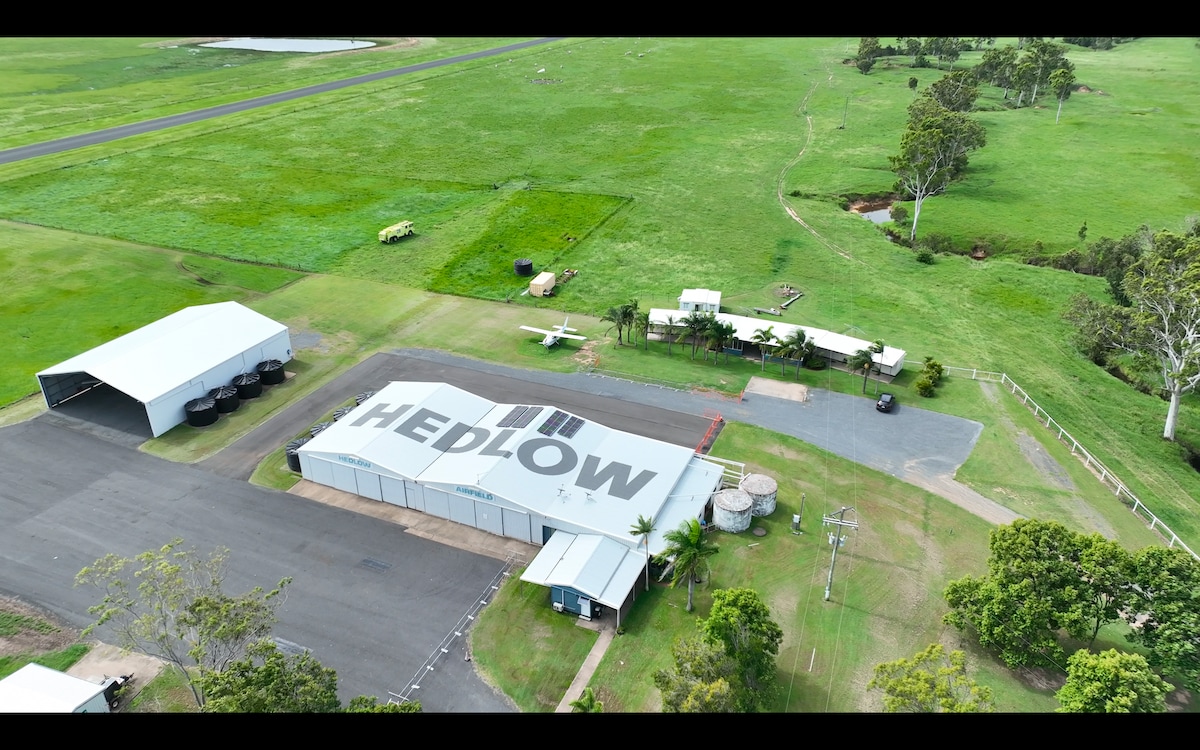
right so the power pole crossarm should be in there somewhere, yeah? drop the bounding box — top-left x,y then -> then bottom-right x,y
822,507 -> 859,602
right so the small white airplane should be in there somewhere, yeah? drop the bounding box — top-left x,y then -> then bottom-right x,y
519,317 -> 588,348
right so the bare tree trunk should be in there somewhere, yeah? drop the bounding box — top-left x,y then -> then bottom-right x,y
1165,387 -> 1182,440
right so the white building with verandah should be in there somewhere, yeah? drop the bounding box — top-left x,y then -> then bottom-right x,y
647,308 -> 907,376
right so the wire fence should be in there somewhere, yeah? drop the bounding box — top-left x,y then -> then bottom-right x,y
387,552 -> 525,707
943,366 -> 1198,561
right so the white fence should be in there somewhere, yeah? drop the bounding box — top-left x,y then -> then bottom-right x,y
944,366 -> 1198,561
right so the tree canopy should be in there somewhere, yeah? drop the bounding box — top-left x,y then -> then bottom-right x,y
1065,229 -> 1200,440
868,643 -> 994,713
200,639 -> 340,713
654,636 -> 739,713
891,97 -> 986,242
1056,649 -> 1169,713
75,538 -> 291,708
699,588 -> 783,711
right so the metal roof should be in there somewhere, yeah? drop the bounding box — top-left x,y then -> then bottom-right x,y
300,381 -> 724,551
679,288 -> 722,306
36,302 -> 289,404
648,308 -> 905,370
0,664 -> 105,713
519,531 -> 646,609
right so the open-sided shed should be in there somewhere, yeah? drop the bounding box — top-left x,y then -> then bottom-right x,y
36,301 -> 292,437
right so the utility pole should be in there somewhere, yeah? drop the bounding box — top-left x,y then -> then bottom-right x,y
823,507 -> 859,602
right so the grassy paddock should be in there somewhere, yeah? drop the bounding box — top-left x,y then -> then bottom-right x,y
469,574 -> 598,712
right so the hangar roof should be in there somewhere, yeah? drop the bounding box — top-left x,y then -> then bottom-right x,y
301,381 -> 725,553
36,302 -> 289,404
648,308 -> 905,370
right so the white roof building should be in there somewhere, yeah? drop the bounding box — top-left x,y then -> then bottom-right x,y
297,381 -> 727,617
647,309 -> 906,375
0,664 -> 110,713
36,301 -> 293,436
678,288 -> 722,313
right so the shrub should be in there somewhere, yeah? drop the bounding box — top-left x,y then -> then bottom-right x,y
916,250 -> 935,265
806,357 -> 827,370
915,377 -> 936,397
890,204 -> 909,225
922,357 -> 945,385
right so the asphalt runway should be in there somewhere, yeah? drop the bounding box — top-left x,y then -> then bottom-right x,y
0,38 -> 561,166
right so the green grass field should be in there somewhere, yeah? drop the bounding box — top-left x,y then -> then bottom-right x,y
2,37 -> 1198,712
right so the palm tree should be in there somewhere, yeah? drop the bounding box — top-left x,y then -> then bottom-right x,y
751,326 -> 777,371
629,514 -> 656,592
849,343 -> 883,394
780,328 -> 809,378
634,310 -> 651,350
654,517 -> 720,613
712,320 -> 737,364
664,313 -> 678,356
619,299 -> 639,346
679,311 -> 712,360
570,686 -> 603,713
601,305 -> 625,346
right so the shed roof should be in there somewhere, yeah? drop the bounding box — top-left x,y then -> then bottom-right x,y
36,302 -> 289,404
679,288 -> 722,306
0,663 -> 105,713
520,532 -> 645,609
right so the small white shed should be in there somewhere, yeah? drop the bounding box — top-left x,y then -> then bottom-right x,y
678,289 -> 721,313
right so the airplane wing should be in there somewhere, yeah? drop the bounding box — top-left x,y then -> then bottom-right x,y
557,326 -> 579,333
520,326 -> 555,335
556,333 -> 588,341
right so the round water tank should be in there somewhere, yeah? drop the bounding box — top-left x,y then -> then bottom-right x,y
232,372 -> 262,399
207,385 -> 240,414
712,488 -> 753,533
285,437 -> 310,473
310,421 -> 333,438
355,391 -> 377,406
185,396 -> 219,428
333,405 -> 355,421
514,258 -> 534,277
740,473 -> 779,517
257,359 -> 285,385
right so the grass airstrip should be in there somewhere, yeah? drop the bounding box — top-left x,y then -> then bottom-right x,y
1,37 -> 1198,711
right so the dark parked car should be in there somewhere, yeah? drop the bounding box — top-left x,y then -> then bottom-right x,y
876,393 -> 895,412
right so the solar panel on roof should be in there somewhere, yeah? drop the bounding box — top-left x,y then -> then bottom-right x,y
511,406 -> 543,428
559,416 -> 585,438
538,409 -> 569,435
497,405 -> 528,428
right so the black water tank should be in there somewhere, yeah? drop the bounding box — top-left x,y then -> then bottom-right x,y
355,391 -> 377,406
285,437 -> 310,473
257,359 -> 285,385
310,421 -> 333,438
185,397 -> 219,428
207,385 -> 240,414
514,258 -> 534,276
232,372 -> 262,399
333,405 -> 355,421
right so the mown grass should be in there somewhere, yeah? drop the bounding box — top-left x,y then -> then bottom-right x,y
0,37 -> 537,149
127,664 -> 199,713
541,422 -> 1064,712
470,573 -> 598,712
0,611 -> 58,637
0,644 -> 90,679
0,221 -> 303,407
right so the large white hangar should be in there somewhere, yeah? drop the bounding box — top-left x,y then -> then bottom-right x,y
36,301 -> 293,437
298,381 -> 727,621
